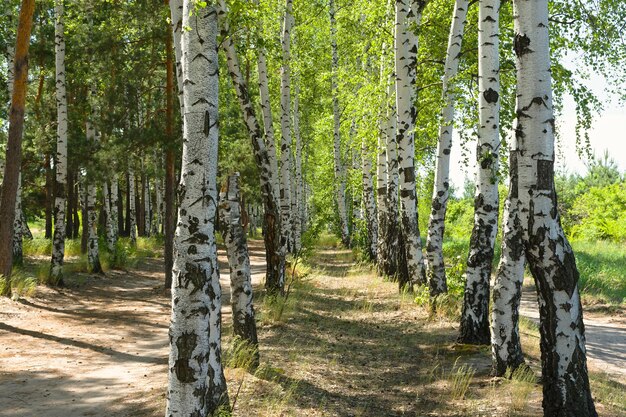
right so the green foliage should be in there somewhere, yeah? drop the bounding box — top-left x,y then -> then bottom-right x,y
0,271 -> 38,300
570,183 -> 626,242
223,336 -> 259,371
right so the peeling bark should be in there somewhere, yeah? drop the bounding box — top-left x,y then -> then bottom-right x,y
426,0 -> 469,296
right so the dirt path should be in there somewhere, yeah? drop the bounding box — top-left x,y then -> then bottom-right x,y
0,242 -> 267,417
520,287 -> 626,382
0,242 -> 623,416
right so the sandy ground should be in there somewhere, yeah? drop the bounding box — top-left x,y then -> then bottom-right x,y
520,287 -> 626,382
0,242 -> 267,417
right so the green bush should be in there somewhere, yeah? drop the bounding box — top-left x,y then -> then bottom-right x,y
569,183 -> 626,242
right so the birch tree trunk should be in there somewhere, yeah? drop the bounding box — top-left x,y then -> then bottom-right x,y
492,2 -> 597,414
85,120 -> 102,274
395,0 -> 426,288
128,168 -> 137,244
104,181 -> 116,252
255,2 -> 280,202
12,176 -> 23,266
279,0 -> 294,252
50,0 -> 68,284
362,140 -> 378,262
425,0 -> 469,296
490,179 -> 525,375
330,0 -> 350,247
384,80 -> 401,280
459,0 -> 500,345
218,0 -> 286,295
111,175 -> 119,243
143,173 -> 151,237
376,113 -> 389,272
166,2 -> 229,415
218,173 -> 259,362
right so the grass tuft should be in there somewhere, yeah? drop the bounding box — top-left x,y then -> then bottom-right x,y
448,358 -> 475,400
223,336 -> 259,371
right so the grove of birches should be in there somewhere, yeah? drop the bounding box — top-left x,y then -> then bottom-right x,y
1,0 -> 625,416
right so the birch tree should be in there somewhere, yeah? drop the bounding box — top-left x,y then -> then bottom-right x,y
491,1 -> 596,414
128,167 -> 137,244
459,0 -> 500,345
50,0 -> 68,283
394,0 -> 427,288
425,0 -> 469,296
279,0 -> 294,252
218,0 -> 286,295
166,1 -> 229,414
330,0 -> 350,248
85,117 -> 102,274
218,173 -> 259,363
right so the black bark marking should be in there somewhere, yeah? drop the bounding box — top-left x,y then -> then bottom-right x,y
182,262 -> 206,294
173,331 -> 198,383
483,88 -> 499,103
403,166 -> 415,183
204,111 -> 210,136
536,159 -> 553,191
513,33 -> 531,56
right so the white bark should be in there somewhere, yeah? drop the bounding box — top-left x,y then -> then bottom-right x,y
362,137 -> 378,262
144,172 -> 151,237
85,120 -> 102,274
426,0 -> 469,296
166,2 -> 229,415
395,0 -> 426,287
51,0 -> 68,280
218,173 -> 258,357
12,175 -> 23,265
104,181 -> 116,252
459,0 -> 500,345
128,168 -> 137,244
279,0 -> 294,252
385,79 -> 401,279
110,174 -> 119,244
330,0 -> 350,247
256,28 -> 280,202
492,2 -> 596,414
376,110 -> 389,271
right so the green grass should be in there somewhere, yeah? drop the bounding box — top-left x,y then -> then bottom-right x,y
442,236 -> 625,307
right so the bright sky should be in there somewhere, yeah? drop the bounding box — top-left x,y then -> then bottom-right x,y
449,71 -> 626,190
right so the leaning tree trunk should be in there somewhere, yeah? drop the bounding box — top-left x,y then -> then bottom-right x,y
425,0 -> 469,296
165,1 -> 229,415
0,0 -> 35,285
394,0 -> 426,289
279,0 -> 294,252
218,173 -> 259,365
490,174 -> 525,375
50,0 -> 68,284
218,0 -> 286,295
329,0 -> 350,248
499,2 -> 597,415
459,0 -> 500,345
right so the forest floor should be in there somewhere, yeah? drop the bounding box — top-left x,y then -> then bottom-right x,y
0,240 -> 624,416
